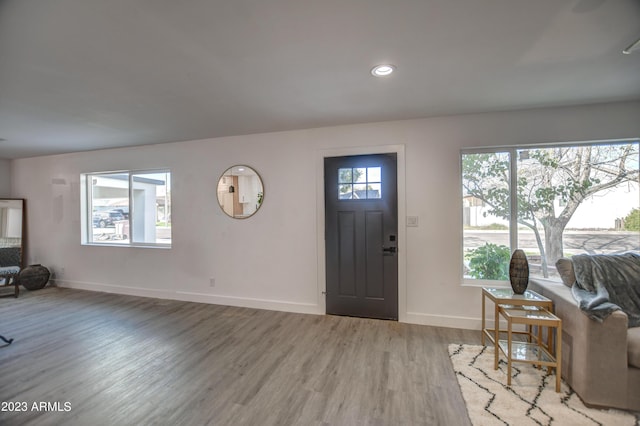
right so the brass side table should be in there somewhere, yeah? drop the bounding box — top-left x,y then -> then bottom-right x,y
498,306 -> 562,392
481,287 -> 553,373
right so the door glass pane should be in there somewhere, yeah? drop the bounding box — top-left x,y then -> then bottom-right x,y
338,168 -> 352,183
353,184 -> 367,199
354,168 -> 367,183
367,167 -> 381,182
367,183 -> 382,199
339,184 -> 353,199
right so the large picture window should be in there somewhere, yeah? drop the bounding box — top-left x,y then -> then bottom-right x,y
462,140 -> 639,282
82,170 -> 171,247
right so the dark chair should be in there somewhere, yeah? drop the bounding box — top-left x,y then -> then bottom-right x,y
0,247 -> 21,298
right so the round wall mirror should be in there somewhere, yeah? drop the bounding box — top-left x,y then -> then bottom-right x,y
217,165 -> 264,219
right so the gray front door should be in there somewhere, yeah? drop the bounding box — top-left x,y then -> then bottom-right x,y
324,153 -> 398,320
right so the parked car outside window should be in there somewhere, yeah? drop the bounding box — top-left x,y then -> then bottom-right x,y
110,207 -> 129,219
92,210 -> 125,228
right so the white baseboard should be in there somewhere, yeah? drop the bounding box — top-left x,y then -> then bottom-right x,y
175,291 -> 322,315
53,279 -> 175,299
53,279 -> 322,315
52,279 -> 480,329
404,311 -> 481,330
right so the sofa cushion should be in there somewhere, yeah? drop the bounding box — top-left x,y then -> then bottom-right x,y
0,266 -> 20,275
555,258 -> 575,287
629,327 -> 640,368
0,247 -> 21,268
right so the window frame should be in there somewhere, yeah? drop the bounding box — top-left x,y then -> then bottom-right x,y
81,168 -> 171,248
461,138 -> 640,285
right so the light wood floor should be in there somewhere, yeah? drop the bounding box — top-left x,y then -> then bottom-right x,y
0,287 -> 481,426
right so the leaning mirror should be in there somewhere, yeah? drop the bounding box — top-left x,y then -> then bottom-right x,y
0,199 -> 24,297
217,165 -> 264,219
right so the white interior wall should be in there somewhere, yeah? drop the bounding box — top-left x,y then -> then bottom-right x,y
0,159 -> 11,197
10,101 -> 640,328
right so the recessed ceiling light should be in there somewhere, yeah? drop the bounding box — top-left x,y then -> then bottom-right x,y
371,64 -> 395,77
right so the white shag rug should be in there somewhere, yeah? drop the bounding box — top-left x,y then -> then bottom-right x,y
448,343 -> 639,426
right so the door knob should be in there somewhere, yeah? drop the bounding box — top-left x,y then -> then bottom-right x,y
382,246 -> 397,254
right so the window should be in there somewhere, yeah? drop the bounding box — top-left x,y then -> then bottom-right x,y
462,140 -> 639,282
338,167 -> 382,199
82,170 -> 171,247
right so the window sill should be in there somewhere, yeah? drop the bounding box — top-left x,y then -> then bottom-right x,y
82,242 -> 171,249
461,277 -> 563,288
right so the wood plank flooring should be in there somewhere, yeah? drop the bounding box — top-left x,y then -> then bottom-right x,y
0,288 -> 481,426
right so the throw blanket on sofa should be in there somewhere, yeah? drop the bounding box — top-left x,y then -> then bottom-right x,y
571,253 -> 640,327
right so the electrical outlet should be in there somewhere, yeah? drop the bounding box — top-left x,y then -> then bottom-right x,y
209,278 -> 215,287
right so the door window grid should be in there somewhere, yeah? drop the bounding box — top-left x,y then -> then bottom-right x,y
338,167 -> 382,199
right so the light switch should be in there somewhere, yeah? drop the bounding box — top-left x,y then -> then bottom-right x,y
407,216 -> 419,227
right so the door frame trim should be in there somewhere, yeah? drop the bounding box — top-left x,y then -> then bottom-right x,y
316,144 -> 406,321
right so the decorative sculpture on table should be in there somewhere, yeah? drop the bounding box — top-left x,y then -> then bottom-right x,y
509,249 -> 529,294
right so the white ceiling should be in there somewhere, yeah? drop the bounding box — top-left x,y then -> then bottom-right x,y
1,0 -> 639,159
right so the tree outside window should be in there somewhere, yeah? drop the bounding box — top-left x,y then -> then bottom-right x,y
462,141 -> 639,280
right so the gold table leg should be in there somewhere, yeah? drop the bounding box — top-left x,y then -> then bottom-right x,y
494,303 -> 499,370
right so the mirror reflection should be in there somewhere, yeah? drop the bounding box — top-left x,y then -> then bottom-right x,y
0,199 -> 24,288
217,166 -> 264,219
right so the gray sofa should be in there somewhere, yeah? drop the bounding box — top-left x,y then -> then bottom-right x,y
529,277 -> 640,411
